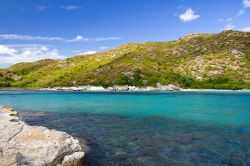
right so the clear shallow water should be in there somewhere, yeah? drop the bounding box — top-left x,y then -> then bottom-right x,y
1,91 -> 250,165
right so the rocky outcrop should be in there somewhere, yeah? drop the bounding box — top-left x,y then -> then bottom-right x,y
231,49 -> 245,58
0,106 -> 85,166
41,84 -> 180,92
107,85 -> 129,91
41,86 -> 107,92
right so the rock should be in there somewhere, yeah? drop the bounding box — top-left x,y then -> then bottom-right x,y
12,75 -> 22,81
60,152 -> 84,166
128,86 -> 140,91
231,49 -> 245,57
107,85 -> 133,91
113,85 -> 129,91
41,84 -> 180,92
172,47 -> 182,56
106,86 -> 115,91
142,86 -> 156,91
86,86 -> 106,91
156,83 -> 180,91
41,86 -> 106,92
0,106 -> 15,112
0,106 -> 85,166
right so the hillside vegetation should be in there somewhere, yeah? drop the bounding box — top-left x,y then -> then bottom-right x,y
0,30 -> 250,89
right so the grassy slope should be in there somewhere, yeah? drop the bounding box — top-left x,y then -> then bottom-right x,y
0,30 -> 250,89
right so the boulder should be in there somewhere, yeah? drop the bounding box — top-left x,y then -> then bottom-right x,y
231,49 -> 245,57
86,86 -> 106,91
128,86 -> 140,91
156,83 -> 180,91
140,86 -> 156,91
107,86 -> 130,91
0,106 -> 85,166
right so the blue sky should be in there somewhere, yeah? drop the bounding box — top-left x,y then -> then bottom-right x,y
0,0 -> 250,68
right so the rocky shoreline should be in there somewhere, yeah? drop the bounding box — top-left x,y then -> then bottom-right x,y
0,106 -> 86,166
1,86 -> 250,92
40,84 -> 180,92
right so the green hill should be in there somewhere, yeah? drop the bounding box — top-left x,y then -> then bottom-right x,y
1,30 -> 250,89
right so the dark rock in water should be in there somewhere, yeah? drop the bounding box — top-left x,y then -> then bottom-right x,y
0,106 -> 86,166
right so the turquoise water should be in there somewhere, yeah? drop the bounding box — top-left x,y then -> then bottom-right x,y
1,91 -> 250,165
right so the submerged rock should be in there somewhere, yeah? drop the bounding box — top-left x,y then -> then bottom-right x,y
0,106 -> 85,166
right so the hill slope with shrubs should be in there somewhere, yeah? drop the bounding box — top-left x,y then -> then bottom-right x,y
0,30 -> 250,89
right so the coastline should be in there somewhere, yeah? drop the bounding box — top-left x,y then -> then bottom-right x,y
181,88 -> 250,92
1,85 -> 250,92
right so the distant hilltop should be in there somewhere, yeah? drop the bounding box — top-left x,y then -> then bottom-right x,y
0,30 -> 250,90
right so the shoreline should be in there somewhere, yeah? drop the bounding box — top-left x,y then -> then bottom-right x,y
181,89 -> 250,92
1,86 -> 250,92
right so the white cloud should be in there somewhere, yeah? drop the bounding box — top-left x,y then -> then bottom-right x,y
243,0 -> 250,8
0,45 -> 65,67
223,9 -> 246,23
224,23 -> 235,30
74,35 -> 85,41
241,26 -> 250,32
66,35 -> 89,42
237,9 -> 245,16
100,46 -> 110,50
81,51 -> 97,55
0,34 -> 64,41
0,45 -> 17,55
220,1 -> 249,24
179,8 -> 200,22
225,17 -> 233,22
61,5 -> 82,10
94,37 -> 122,41
4,44 -> 49,47
0,34 -> 122,42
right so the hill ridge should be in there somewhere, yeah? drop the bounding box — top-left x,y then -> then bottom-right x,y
0,30 -> 250,89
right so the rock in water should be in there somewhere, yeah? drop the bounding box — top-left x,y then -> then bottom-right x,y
0,106 -> 85,166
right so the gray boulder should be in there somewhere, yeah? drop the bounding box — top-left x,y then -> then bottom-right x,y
0,106 -> 85,166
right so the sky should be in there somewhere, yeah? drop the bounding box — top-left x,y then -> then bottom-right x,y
0,0 -> 250,68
